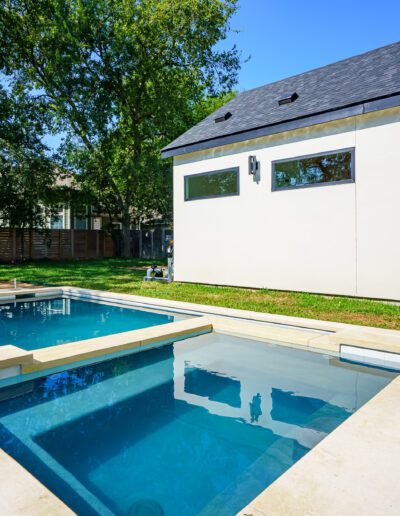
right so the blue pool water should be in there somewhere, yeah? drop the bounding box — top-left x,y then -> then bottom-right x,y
0,297 -> 183,350
0,333 -> 396,515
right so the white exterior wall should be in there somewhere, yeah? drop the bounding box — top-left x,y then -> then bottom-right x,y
173,107 -> 400,300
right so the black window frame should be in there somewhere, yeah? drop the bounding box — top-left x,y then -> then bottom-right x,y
184,167 -> 240,201
271,147 -> 355,192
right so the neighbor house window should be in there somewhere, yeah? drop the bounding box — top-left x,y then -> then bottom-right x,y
272,148 -> 354,190
50,206 -> 65,229
184,167 -> 239,201
74,206 -> 88,229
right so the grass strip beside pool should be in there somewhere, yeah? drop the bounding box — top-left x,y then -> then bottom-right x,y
0,258 -> 399,330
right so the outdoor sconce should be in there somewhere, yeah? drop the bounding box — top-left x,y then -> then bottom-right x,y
248,155 -> 260,183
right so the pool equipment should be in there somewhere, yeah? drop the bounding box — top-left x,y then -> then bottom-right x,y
144,241 -> 174,283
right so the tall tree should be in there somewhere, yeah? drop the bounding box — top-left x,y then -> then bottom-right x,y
0,0 -> 240,256
66,90 -> 237,230
0,84 -> 56,232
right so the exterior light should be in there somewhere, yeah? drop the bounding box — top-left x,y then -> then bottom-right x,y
249,155 -> 260,183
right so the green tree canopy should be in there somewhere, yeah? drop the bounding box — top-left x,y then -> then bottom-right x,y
0,84 -> 56,230
0,0 -> 240,255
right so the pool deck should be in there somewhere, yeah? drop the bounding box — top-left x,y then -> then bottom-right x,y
0,286 -> 399,515
0,449 -> 73,515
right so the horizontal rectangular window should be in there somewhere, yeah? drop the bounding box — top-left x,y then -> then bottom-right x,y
272,148 -> 354,191
185,168 -> 239,201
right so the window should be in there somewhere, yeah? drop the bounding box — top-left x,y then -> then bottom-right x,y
50,206 -> 65,229
74,206 -> 88,229
74,216 -> 87,230
184,168 -> 239,201
272,148 -> 354,191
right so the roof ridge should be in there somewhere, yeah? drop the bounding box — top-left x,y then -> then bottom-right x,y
240,40 -> 400,96
162,41 -> 400,158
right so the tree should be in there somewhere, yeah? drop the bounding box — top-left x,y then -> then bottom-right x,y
0,0 -> 240,256
65,91 -> 236,232
0,84 -> 56,232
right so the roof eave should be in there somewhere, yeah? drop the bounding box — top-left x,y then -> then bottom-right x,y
161,93 -> 400,159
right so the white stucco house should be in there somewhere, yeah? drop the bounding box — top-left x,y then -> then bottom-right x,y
162,42 -> 400,301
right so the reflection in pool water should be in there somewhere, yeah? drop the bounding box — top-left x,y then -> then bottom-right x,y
0,332 -> 396,515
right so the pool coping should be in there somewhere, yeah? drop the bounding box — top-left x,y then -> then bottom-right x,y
2,286 -> 400,374
0,449 -> 73,515
0,286 -> 400,514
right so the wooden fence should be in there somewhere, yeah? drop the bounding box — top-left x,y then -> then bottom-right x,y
0,228 -> 172,262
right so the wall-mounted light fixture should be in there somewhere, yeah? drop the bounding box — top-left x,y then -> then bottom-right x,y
248,155 -> 260,183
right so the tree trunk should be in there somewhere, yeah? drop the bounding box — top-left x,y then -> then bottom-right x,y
121,211 -> 131,258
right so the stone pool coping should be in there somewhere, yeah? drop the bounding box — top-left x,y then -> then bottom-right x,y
2,286 -> 400,360
0,286 -> 399,514
0,449 -> 73,515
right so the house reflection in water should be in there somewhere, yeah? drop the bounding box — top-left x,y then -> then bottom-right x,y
184,365 -> 241,408
174,332 -> 392,450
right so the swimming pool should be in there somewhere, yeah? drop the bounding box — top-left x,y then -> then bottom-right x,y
0,297 -> 185,350
0,332 -> 395,515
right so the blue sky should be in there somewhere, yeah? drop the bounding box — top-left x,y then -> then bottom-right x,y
28,0 -> 400,148
228,0 -> 400,91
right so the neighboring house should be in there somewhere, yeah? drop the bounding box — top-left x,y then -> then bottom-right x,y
48,205 -> 168,231
162,42 -> 400,301
48,175 -> 122,230
47,175 -> 170,231
48,205 -> 121,231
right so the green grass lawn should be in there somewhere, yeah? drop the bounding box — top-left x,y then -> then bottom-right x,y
0,258 -> 399,330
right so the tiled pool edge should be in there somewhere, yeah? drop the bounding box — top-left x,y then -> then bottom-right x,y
237,375 -> 400,516
1,286 -> 400,515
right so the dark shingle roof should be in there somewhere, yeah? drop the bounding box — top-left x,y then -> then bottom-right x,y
162,41 -> 400,158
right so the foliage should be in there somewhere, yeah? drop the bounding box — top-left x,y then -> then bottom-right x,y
0,0 -> 240,254
0,84 -> 56,229
191,91 -> 237,124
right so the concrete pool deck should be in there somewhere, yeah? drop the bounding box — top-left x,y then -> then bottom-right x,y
0,286 -> 399,515
0,449 -> 73,515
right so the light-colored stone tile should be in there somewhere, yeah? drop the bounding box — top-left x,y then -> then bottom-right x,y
0,450 -> 74,515
334,329 -> 400,354
0,345 -> 33,368
307,333 -> 339,352
23,317 -> 212,373
209,316 -> 325,348
0,287 -> 62,299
